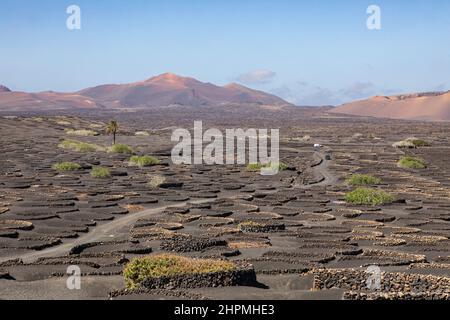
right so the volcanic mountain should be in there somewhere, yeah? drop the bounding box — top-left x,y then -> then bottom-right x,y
333,91 -> 450,121
77,73 -> 291,108
0,74 -> 291,111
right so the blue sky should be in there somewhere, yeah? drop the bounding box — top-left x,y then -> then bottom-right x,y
1,0 -> 449,105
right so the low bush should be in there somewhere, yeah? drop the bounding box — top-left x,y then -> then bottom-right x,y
90,167 -> 111,178
130,155 -> 160,167
345,187 -> 395,206
246,163 -> 264,171
272,162 -> 288,171
408,138 -> 430,147
108,144 -> 133,154
123,254 -> 236,289
398,156 -> 427,169
59,139 -> 103,152
246,162 -> 288,172
345,174 -> 382,186
52,162 -> 81,171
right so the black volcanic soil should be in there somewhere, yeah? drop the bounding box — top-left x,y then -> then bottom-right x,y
0,108 -> 449,300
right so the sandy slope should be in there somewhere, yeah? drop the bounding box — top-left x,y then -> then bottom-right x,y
333,91 -> 450,121
0,91 -> 102,111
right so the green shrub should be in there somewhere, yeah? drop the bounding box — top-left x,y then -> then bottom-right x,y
345,187 -> 395,206
398,156 -> 427,169
272,162 -> 288,171
90,167 -> 111,179
408,138 -> 430,147
130,155 -> 160,167
123,254 -> 236,289
246,163 -> 264,171
108,144 -> 133,154
345,174 -> 382,186
246,162 -> 288,172
52,162 -> 81,171
59,139 -> 103,152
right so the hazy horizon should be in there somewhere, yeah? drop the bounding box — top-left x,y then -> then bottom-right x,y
1,0 -> 449,105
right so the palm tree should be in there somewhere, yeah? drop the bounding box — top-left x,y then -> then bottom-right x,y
106,120 -> 119,145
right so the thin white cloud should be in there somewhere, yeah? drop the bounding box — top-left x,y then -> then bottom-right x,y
270,85 -> 298,104
271,85 -> 340,106
237,70 -> 276,84
433,83 -> 447,92
340,82 -> 375,99
299,87 -> 340,106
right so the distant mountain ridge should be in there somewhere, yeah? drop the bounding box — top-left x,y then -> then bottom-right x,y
0,73 -> 292,111
0,85 -> 11,93
333,90 -> 450,121
77,73 -> 290,108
